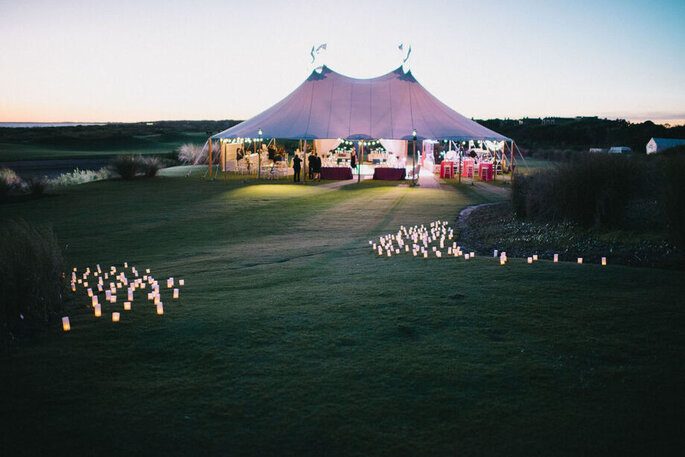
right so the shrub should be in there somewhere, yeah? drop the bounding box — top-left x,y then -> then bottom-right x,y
0,179 -> 12,203
0,167 -> 23,202
0,219 -> 65,347
512,153 -> 642,228
178,143 -> 206,164
48,167 -> 112,187
0,167 -> 22,184
661,154 -> 685,249
26,177 -> 46,197
111,155 -> 140,179
141,156 -> 162,177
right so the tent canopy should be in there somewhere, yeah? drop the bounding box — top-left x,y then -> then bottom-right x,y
211,66 -> 509,142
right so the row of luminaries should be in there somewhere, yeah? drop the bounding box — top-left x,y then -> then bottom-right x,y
370,220 -> 608,265
61,262 -> 185,331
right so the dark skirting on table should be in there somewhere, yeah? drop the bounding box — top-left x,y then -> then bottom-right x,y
320,167 -> 353,180
373,167 -> 406,180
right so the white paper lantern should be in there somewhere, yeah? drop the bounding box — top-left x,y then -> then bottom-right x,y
62,317 -> 71,332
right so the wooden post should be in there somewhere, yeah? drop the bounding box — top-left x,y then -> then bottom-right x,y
510,141 -> 514,177
458,142 -> 462,184
208,139 -> 212,178
358,140 -> 363,183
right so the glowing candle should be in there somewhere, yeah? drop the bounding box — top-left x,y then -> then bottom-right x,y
500,258 -> 506,265
527,257 -> 533,264
413,251 -> 417,256
494,249 -> 498,257
111,295 -> 117,303
62,317 -> 71,331
116,283 -> 122,289
602,257 -> 607,266
423,252 -> 428,258
124,301 -> 131,310
94,304 -> 102,317
112,312 -> 120,322
77,279 -> 82,284
173,288 -> 179,299
92,296 -> 98,307
87,288 -> 93,297
533,254 -> 538,261
127,289 -> 133,301
156,302 -> 164,315
470,252 -> 475,258
554,253 -> 559,262
465,254 -> 470,260
83,281 -> 88,288
146,268 -> 150,274
71,283 -> 76,292
387,252 -> 392,257
405,245 -> 409,252
577,257 -> 583,264
124,262 -> 128,268
436,251 -> 442,258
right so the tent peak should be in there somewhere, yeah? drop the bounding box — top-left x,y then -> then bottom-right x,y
306,65 -> 414,83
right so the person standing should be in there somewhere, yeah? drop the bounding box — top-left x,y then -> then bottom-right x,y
308,151 -> 316,180
312,152 -> 321,181
293,153 -> 302,183
350,146 -> 357,171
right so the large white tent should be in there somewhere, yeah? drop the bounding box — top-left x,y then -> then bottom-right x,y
210,65 -> 509,142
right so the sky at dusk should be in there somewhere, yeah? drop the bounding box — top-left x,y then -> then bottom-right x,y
1,0 -> 684,124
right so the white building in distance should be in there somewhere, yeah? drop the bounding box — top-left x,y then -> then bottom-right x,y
646,137 -> 685,154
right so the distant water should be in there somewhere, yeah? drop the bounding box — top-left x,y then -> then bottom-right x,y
0,122 -> 105,128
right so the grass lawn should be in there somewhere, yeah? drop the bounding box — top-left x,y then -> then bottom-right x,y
0,131 -> 207,161
1,175 -> 683,456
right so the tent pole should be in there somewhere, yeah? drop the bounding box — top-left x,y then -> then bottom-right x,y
208,139 -> 213,179
303,139 -> 307,183
458,142 -> 462,184
510,141 -> 514,177
358,140 -> 362,183
224,140 -> 227,180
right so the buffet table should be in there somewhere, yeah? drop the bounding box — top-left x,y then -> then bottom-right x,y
373,167 -> 406,180
320,167 -> 353,180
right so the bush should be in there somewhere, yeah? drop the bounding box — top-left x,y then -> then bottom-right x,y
141,156 -> 162,177
48,167 -> 111,187
0,219 -> 65,347
512,153 -> 642,228
661,154 -> 685,249
178,143 -> 206,164
111,155 -> 140,179
26,177 -> 46,197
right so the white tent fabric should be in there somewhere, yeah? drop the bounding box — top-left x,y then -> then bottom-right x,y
211,66 -> 509,142
313,139 -> 342,154
379,139 -> 407,159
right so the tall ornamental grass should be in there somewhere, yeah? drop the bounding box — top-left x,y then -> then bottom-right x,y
0,219 -> 65,347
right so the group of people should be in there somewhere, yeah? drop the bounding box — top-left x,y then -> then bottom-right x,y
292,151 -> 323,182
